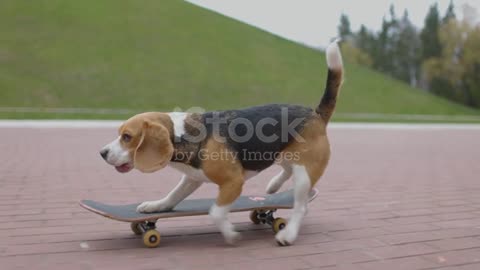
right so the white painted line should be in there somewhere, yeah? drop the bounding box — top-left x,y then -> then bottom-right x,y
335,113 -> 480,122
1,120 -> 480,130
0,107 -> 136,115
329,123 -> 480,130
0,120 -> 122,128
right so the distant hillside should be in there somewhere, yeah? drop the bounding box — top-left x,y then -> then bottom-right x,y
0,0 -> 478,120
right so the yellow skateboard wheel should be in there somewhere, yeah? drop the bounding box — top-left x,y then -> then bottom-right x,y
130,222 -> 142,235
249,210 -> 261,224
272,218 -> 287,233
143,230 -> 161,248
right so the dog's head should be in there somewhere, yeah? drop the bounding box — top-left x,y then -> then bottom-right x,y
100,113 -> 174,173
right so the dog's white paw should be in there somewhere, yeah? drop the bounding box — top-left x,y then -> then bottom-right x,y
275,226 -> 298,246
136,200 -> 172,213
223,230 -> 242,245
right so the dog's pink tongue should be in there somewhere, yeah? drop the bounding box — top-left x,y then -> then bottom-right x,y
115,164 -> 132,173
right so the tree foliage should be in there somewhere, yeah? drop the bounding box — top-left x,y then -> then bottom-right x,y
340,42 -> 373,67
424,13 -> 480,106
421,4 -> 442,60
337,3 -> 480,108
443,0 -> 456,23
394,11 -> 421,86
338,14 -> 352,41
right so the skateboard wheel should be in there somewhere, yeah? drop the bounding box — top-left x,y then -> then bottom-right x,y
143,230 -> 161,248
130,222 -> 142,235
272,218 -> 287,233
249,210 -> 261,224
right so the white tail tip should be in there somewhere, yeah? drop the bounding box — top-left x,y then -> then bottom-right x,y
326,39 -> 343,70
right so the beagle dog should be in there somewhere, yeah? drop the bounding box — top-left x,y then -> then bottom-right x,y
100,41 -> 343,245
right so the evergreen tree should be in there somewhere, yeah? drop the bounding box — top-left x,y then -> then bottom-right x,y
389,4 -> 397,22
420,3 -> 447,92
355,25 -> 375,53
395,10 -> 421,86
421,3 -> 442,60
338,14 -> 352,41
443,0 -> 456,23
375,6 -> 398,75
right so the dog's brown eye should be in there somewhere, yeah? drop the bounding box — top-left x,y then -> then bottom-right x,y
121,134 -> 132,143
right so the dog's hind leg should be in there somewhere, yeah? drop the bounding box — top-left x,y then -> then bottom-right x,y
266,164 -> 292,194
275,164 -> 311,246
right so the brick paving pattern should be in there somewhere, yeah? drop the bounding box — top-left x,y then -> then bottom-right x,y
1,127 -> 480,269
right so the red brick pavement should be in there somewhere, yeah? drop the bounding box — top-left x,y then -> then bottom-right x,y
1,127 -> 480,269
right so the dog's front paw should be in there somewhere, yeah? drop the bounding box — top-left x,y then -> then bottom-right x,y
136,200 -> 172,213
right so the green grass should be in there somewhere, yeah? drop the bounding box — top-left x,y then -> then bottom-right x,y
1,0 -> 479,120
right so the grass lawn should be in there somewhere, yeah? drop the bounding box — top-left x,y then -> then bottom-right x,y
1,0 -> 479,121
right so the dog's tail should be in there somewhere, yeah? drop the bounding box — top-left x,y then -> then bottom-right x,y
315,39 -> 344,123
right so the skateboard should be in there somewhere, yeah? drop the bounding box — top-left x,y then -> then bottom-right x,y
79,188 -> 319,248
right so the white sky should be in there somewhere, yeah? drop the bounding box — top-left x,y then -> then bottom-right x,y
187,0 -> 480,48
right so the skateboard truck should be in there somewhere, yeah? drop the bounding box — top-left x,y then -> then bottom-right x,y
131,221 -> 161,248
249,209 -> 287,233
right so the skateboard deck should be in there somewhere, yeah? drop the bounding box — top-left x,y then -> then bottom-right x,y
79,188 -> 318,222
79,188 -> 318,248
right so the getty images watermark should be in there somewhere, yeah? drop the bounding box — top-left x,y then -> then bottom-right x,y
174,148 -> 301,162
170,106 -> 307,162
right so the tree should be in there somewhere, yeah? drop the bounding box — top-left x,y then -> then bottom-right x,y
332,2 -> 480,107
420,3 -> 447,92
461,5 -> 480,107
389,4 -> 397,22
394,10 -> 421,86
355,25 -> 375,54
337,16 -> 373,67
423,8 -> 480,107
421,4 -> 442,60
374,5 -> 399,75
443,0 -> 456,23
463,28 -> 480,107
374,17 -> 391,72
338,14 -> 352,41
340,42 -> 373,67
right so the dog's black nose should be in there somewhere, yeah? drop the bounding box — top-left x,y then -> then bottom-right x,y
100,149 -> 109,160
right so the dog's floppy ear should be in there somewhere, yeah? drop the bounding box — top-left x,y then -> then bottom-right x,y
134,120 -> 173,173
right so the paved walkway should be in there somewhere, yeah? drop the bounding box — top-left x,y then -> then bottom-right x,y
1,126 -> 480,270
